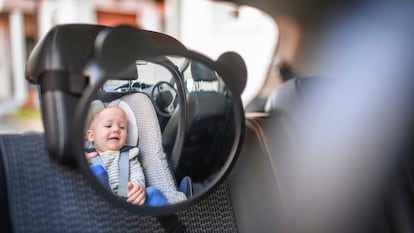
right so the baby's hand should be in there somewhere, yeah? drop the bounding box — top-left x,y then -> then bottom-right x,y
127,182 -> 146,206
85,151 -> 98,160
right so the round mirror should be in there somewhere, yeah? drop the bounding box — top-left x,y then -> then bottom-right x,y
74,43 -> 245,215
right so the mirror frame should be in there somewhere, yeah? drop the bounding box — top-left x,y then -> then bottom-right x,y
73,25 -> 246,216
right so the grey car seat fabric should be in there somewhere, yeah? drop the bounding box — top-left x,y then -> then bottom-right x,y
228,116 -> 289,233
227,78 -> 308,232
229,77 -> 409,233
87,92 -> 187,204
264,77 -> 317,116
116,93 -> 187,203
0,133 -> 238,233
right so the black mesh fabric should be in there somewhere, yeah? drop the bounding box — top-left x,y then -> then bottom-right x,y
0,133 -> 238,233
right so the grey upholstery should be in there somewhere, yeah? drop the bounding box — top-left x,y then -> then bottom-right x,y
228,116 -> 289,233
228,77 -> 413,233
0,133 -> 238,232
227,78 -> 307,232
118,93 -> 187,204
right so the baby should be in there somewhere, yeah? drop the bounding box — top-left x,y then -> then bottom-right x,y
86,105 -> 151,205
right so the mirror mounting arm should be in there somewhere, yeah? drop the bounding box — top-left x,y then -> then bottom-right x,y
157,214 -> 186,233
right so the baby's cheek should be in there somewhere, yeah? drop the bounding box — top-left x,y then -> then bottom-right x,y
120,136 -> 127,145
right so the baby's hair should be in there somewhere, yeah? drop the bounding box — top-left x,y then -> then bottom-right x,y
88,105 -> 127,129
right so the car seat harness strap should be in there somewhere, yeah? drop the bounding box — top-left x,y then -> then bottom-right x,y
118,150 -> 129,197
88,150 -> 130,197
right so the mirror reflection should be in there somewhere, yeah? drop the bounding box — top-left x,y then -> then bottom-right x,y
83,55 -> 238,207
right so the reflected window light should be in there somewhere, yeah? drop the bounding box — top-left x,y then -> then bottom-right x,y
189,80 -> 219,92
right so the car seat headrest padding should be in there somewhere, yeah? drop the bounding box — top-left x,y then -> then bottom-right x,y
120,93 -> 187,204
108,99 -> 139,146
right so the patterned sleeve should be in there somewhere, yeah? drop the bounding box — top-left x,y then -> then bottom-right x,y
129,148 -> 146,187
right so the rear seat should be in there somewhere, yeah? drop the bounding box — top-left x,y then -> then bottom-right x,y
227,78 -> 306,232
228,77 -> 414,233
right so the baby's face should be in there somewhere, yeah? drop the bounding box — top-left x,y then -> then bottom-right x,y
88,107 -> 127,153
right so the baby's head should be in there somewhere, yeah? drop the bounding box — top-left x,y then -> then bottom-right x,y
87,105 -> 128,153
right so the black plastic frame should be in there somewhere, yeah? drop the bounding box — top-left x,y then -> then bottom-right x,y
73,25 -> 246,216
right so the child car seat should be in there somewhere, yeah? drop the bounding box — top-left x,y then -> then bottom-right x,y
87,92 -> 187,204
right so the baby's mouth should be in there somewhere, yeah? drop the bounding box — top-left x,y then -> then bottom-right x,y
108,136 -> 119,141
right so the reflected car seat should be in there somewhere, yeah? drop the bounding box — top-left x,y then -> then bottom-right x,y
87,92 -> 187,204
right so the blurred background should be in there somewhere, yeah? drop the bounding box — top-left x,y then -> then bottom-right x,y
3,1 -> 414,232
0,0 -> 303,133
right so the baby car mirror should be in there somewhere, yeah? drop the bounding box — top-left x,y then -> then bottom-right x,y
26,24 -> 246,216
71,25 -> 247,215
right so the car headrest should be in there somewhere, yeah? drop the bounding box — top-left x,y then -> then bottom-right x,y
264,78 -> 318,114
111,63 -> 139,80
26,24 -> 107,85
264,78 -> 303,114
86,99 -> 139,148
24,24 -> 108,164
191,61 -> 217,81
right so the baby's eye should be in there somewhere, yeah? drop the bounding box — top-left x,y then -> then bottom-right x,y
120,126 -> 126,130
104,125 -> 111,128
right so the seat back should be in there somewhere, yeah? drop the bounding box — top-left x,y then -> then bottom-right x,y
0,133 -> 239,232
118,93 -> 186,204
227,78 -> 306,232
229,77 -> 412,232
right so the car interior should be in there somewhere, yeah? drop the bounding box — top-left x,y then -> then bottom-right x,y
2,1 -> 414,233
